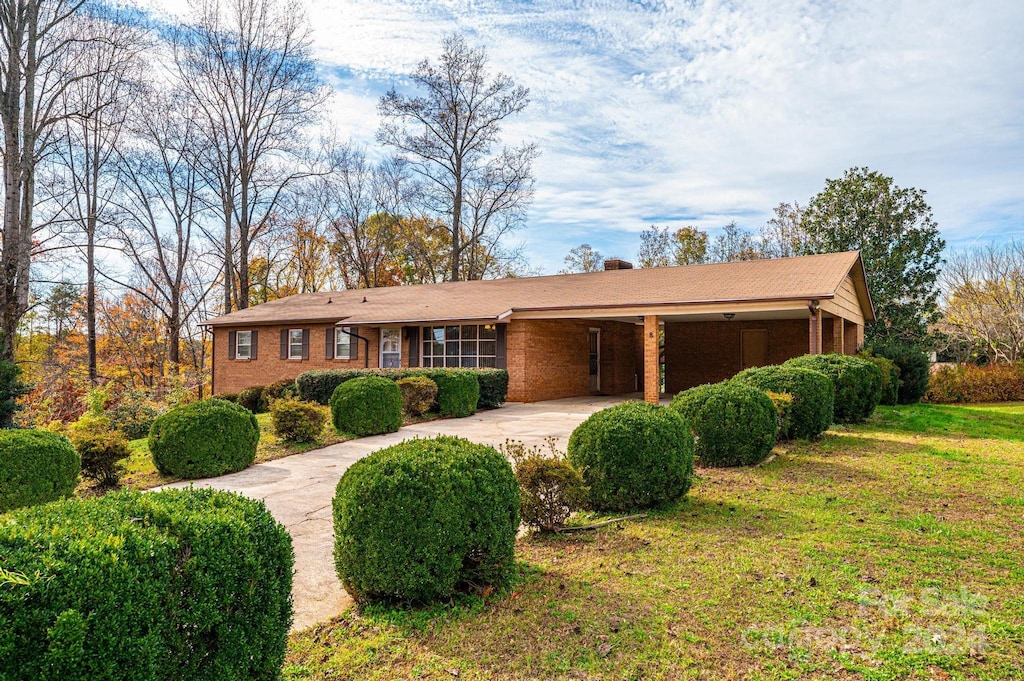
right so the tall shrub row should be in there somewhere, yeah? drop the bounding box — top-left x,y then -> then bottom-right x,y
297,368 -> 507,411
784,354 -> 883,423
926,363 -> 1024,403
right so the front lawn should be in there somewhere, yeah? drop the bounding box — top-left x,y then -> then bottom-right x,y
285,403 -> 1024,680
110,412 -> 351,491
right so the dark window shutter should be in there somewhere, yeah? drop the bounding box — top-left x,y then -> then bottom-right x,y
325,327 -> 335,358
251,330 -> 258,360
280,329 -> 288,359
495,324 -> 507,369
228,330 -> 236,359
406,327 -> 420,367
349,328 -> 359,360
301,329 -> 310,360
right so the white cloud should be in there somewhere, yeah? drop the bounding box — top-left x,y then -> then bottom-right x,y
134,0 -> 1024,272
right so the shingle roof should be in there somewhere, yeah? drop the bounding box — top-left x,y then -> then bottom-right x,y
203,251 -> 870,327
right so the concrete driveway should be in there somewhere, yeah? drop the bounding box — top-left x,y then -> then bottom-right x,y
167,395 -> 631,631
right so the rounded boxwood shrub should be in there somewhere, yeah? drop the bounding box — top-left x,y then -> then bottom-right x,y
566,401 -> 694,512
330,376 -> 402,436
422,369 -> 479,418
476,369 -> 509,409
859,352 -> 899,406
237,385 -> 265,414
0,487 -> 293,681
871,343 -> 931,404
396,375 -> 438,416
0,429 -> 79,512
148,398 -> 259,479
670,382 -> 777,467
732,365 -> 835,439
784,353 -> 883,423
270,398 -> 326,443
333,435 -> 519,603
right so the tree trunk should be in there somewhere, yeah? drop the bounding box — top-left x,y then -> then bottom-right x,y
87,219 -> 97,383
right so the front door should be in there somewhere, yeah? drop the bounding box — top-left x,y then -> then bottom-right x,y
589,328 -> 601,392
741,329 -> 768,369
380,328 -> 402,368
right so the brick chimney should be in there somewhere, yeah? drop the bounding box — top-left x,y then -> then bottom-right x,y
603,258 -> 633,271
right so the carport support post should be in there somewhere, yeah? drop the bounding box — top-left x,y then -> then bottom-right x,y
832,317 -> 845,354
644,315 -> 660,404
808,306 -> 822,354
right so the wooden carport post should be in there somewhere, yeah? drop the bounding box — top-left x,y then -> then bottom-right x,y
644,315 -> 660,404
808,302 -> 822,354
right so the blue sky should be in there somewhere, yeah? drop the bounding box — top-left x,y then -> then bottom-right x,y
142,0 -> 1024,274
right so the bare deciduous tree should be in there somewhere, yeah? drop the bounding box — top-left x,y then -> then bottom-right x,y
378,34 -> 536,282
758,201 -> 808,259
52,8 -> 144,382
0,0 -> 96,359
561,243 -> 604,273
110,89 -> 216,371
938,243 -> 1024,364
173,0 -> 324,312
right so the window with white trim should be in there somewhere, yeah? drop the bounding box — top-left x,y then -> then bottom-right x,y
335,326 -> 352,359
421,324 -> 497,368
236,330 -> 253,359
288,329 -> 304,359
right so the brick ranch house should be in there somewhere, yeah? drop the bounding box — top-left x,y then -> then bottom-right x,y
203,251 -> 874,404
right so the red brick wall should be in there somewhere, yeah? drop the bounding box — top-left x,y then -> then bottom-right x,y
212,324 -> 388,394
844,320 -> 862,355
663,319 -> 810,393
506,319 -> 641,402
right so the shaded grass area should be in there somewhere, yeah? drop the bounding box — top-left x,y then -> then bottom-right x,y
89,412 -> 351,492
285,403 -> 1024,680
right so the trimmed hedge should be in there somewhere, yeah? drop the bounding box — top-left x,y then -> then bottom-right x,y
860,352 -> 899,406
732,365 -> 835,439
670,382 -> 777,467
765,391 -> 794,440
0,430 -> 79,513
270,398 -> 327,443
872,343 -> 931,404
420,369 -> 479,417
784,353 -> 883,423
330,376 -> 402,436
148,398 -> 259,479
261,379 -> 297,408
0,488 -> 293,681
476,369 -> 509,409
297,368 -> 507,412
333,435 -> 519,603
396,376 -> 438,416
566,401 -> 695,512
237,386 -> 265,414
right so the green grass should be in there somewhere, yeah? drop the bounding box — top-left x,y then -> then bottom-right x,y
285,403 -> 1024,680
91,411 -> 350,492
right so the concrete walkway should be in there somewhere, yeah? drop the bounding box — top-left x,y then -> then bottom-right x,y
167,394 -> 631,631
